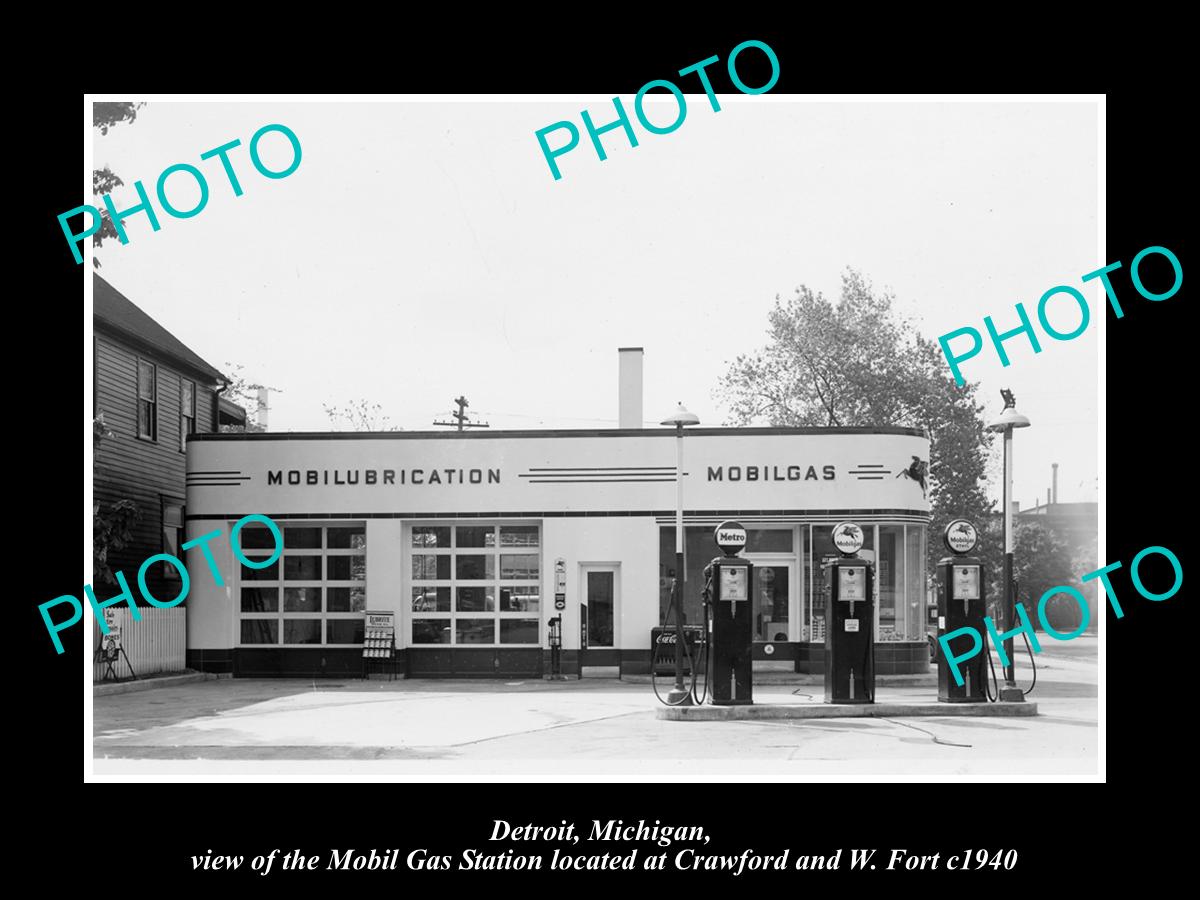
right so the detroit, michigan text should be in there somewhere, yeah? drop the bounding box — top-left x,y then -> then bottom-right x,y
491,818 -> 706,846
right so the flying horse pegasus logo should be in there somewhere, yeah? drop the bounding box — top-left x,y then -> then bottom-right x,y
836,524 -> 860,542
896,456 -> 928,498
952,522 -> 973,538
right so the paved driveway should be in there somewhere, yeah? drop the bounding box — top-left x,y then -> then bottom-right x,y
92,637 -> 1098,777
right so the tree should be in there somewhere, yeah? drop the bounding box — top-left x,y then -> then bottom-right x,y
93,411 -> 141,585
92,102 -> 146,268
980,517 -> 1079,631
1069,531 -> 1099,633
220,362 -> 280,433
717,268 -> 996,578
322,399 -> 401,432
1011,521 -> 1078,632
94,102 -> 142,134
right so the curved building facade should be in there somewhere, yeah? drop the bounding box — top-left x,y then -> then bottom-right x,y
184,426 -> 932,677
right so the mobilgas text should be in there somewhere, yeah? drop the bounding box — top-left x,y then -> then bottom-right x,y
939,543 -> 1182,685
535,40 -> 780,181
41,514 -> 282,654
59,124 -> 302,264
937,245 -> 1183,386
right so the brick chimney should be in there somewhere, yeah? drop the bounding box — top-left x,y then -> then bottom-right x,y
256,388 -> 270,432
618,348 -> 643,429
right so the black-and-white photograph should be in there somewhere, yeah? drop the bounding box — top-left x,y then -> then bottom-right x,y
80,93 -> 1102,779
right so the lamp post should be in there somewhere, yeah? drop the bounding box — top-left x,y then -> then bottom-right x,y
985,389 -> 1030,702
662,402 -> 700,705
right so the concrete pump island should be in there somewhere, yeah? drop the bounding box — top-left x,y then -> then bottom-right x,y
655,513 -> 1038,719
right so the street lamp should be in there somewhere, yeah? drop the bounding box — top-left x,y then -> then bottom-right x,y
662,402 -> 700,705
985,389 -> 1031,702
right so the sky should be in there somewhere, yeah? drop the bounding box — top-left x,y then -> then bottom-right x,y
89,97 -> 1099,511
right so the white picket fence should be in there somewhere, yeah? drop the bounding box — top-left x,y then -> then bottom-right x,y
93,607 -> 186,681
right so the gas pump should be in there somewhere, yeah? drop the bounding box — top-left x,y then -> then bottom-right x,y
937,519 -> 988,702
707,520 -> 754,706
824,521 -> 874,704
547,615 -> 565,680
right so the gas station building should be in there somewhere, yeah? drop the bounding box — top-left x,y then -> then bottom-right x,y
183,421 -> 932,678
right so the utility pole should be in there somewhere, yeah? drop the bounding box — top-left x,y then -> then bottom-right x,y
433,395 -> 489,431
985,388 -> 1030,703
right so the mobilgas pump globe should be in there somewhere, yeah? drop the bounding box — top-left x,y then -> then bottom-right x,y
824,521 -> 875,704
707,520 -> 754,706
937,519 -> 989,703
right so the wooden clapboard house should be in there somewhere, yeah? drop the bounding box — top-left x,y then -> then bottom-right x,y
93,273 -> 246,603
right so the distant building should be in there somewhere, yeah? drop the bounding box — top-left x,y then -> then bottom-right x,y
1016,500 -> 1098,549
93,273 -> 245,602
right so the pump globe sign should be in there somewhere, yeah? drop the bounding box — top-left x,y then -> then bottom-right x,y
832,522 -> 865,555
714,520 -> 747,555
944,519 -> 979,555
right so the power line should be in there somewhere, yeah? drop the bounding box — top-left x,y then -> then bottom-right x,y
475,410 -> 680,427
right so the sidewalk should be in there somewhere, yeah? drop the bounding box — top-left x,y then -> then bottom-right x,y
93,670 -> 229,697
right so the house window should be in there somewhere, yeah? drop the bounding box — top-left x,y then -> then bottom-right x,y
180,378 -> 196,451
237,523 -> 367,646
409,523 -> 541,646
137,359 -> 157,440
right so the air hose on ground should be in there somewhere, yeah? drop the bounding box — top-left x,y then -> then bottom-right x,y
651,572 -> 710,706
982,623 -> 1037,700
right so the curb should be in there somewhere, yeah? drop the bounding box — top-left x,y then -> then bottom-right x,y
94,671 -> 231,697
657,701 -> 1037,721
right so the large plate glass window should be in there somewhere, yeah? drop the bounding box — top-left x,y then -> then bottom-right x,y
410,523 -> 540,646
808,524 -> 874,643
904,524 -> 927,640
877,525 -> 903,640
237,523 -> 366,646
658,526 -> 797,639
804,523 -> 927,642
